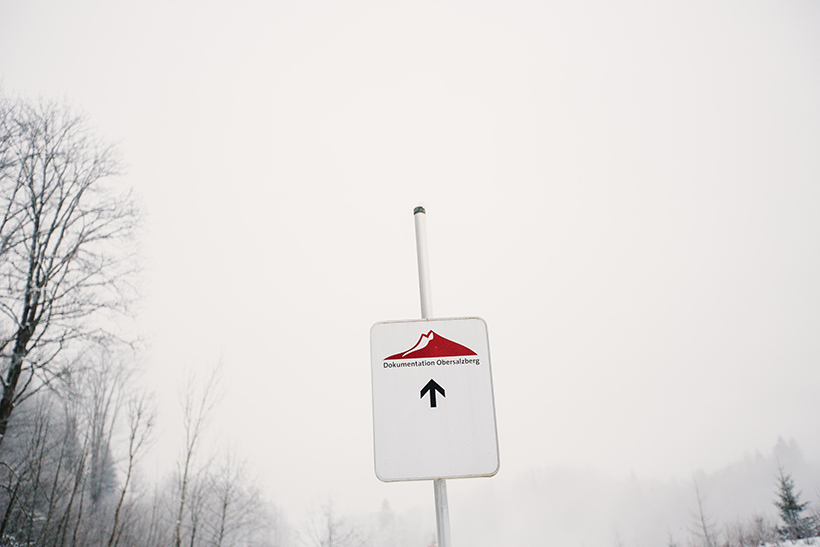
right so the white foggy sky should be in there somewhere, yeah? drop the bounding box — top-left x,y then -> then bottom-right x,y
2,0 -> 820,518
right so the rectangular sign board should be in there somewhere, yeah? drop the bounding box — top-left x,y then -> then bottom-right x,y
370,317 -> 499,482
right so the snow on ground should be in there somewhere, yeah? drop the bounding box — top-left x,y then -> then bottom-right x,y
767,538 -> 819,547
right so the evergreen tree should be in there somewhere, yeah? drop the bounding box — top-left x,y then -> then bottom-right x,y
774,466 -> 811,539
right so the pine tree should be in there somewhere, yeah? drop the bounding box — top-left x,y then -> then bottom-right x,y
774,466 -> 811,540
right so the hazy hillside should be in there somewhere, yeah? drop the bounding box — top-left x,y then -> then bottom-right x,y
446,438 -> 820,547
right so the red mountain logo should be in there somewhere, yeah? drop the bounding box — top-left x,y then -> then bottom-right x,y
385,331 -> 477,360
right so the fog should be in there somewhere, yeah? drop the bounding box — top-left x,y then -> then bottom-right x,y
449,438 -> 819,546
2,1 -> 819,545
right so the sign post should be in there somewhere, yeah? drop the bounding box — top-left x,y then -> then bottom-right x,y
414,206 -> 451,547
370,207 -> 499,547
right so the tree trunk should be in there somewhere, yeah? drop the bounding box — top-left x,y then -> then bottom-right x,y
0,332 -> 31,448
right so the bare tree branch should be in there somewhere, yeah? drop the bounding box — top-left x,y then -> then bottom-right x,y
0,96 -> 138,449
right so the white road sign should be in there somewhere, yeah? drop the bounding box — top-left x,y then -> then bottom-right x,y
370,317 -> 499,482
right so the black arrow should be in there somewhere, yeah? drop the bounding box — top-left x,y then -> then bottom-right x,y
420,379 -> 445,408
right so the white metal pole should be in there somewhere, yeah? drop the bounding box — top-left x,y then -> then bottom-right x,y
413,206 -> 433,320
413,206 -> 452,547
433,478 -> 451,547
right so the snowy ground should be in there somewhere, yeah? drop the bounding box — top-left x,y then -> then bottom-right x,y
767,539 -> 819,547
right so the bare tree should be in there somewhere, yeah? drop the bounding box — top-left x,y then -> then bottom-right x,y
205,451 -> 264,547
107,391 -> 154,547
0,392 -> 88,547
83,355 -> 127,514
0,96 -> 25,262
0,96 -> 138,449
174,366 -> 221,547
260,503 -> 291,547
690,480 -> 720,547
723,514 -> 778,547
301,501 -> 366,547
0,395 -> 54,543
185,475 -> 209,547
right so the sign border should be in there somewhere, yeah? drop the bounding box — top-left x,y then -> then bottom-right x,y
370,316 -> 500,482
